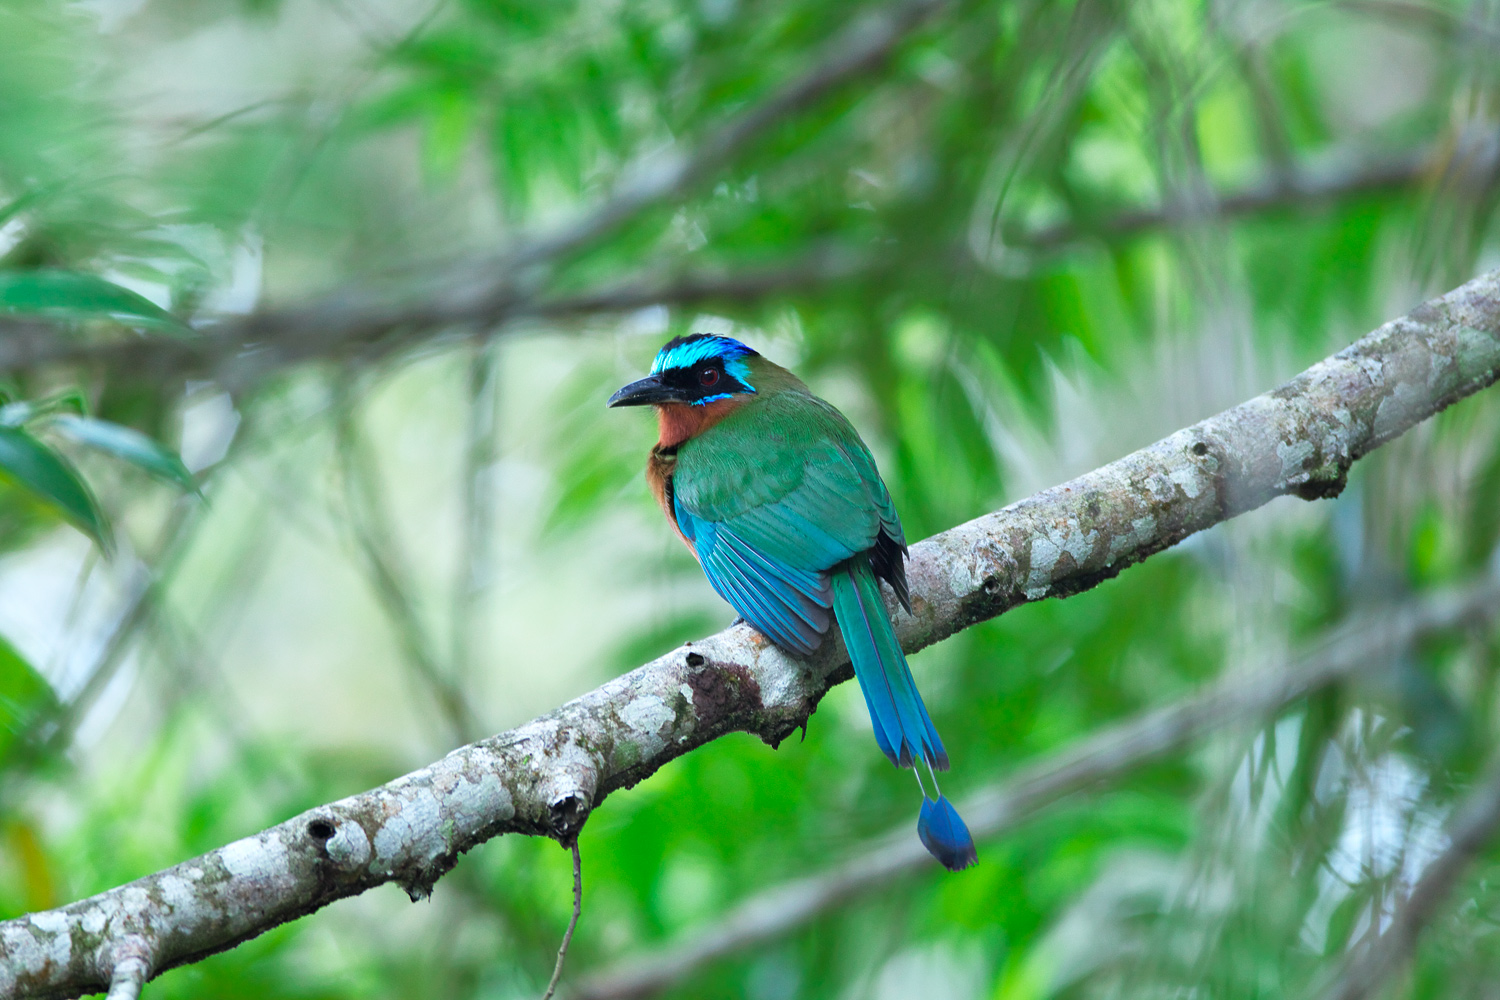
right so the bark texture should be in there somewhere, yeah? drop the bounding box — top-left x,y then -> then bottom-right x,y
2,268 -> 1499,999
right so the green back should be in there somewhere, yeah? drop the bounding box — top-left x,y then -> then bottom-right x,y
674,388 -> 904,573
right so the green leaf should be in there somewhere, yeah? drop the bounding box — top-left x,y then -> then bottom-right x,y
0,634 -> 56,764
49,415 -> 198,492
0,390 -> 89,429
0,426 -> 110,548
0,270 -> 190,333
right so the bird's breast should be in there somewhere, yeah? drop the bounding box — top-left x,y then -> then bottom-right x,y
647,446 -> 695,557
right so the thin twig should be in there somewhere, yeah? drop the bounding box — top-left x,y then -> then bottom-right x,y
12,388 -> 295,765
543,842 -> 584,1000
1318,754 -> 1500,1000
571,575 -> 1500,1000
6,497 -> 202,776
451,340 -> 503,687
333,380 -> 483,744
1022,146 -> 1435,250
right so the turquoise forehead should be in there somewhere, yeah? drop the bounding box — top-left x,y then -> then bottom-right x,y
650,335 -> 755,377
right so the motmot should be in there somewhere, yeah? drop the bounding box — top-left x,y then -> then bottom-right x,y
608,334 -> 977,871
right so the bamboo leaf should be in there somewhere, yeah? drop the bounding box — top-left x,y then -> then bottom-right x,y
0,270 -> 190,334
0,426 -> 110,549
49,415 -> 198,492
0,634 -> 55,764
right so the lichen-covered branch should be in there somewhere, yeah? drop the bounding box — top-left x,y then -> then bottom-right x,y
572,575 -> 1500,1000
2,269 -> 1499,999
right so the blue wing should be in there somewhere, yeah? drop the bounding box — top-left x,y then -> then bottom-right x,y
674,495 -> 833,655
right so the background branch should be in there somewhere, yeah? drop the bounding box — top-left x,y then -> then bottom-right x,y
333,382 -> 482,745
0,0 -> 948,388
571,573 -> 1500,1000
1319,754 -> 1500,1000
1023,146 -> 1440,250
0,145 -> 1450,387
450,341 -> 503,693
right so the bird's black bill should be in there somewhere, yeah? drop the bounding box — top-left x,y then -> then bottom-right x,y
607,374 -> 686,407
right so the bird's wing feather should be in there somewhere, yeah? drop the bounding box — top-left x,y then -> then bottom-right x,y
675,505 -> 830,654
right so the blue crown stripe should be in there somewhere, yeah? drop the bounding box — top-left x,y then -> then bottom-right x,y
650,334 -> 757,375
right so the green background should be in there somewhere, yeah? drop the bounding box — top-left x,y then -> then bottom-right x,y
2,0 -> 1500,998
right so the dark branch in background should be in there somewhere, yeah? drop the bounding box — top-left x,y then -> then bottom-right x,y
0,144 -> 1448,384
0,0 -> 948,386
525,243 -> 879,319
500,0 -> 945,270
2,267 -> 1498,1000
333,383 -> 482,745
1319,754 -> 1500,1000
570,575 -> 1500,1000
1022,146 -> 1434,250
450,342 -> 503,693
1337,0 -> 1500,46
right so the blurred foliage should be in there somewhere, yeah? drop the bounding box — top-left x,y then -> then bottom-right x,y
1,0 -> 1500,999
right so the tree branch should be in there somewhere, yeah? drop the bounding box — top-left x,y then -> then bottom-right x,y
0,0 -> 946,387
0,141 -> 1444,386
2,268 -> 1499,999
1022,146 -> 1435,250
496,0 -> 946,271
450,341 -> 504,695
333,383 -> 483,745
1318,753 -> 1500,1000
570,574 -> 1500,1000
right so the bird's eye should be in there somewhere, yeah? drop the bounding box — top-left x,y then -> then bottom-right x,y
699,368 -> 720,387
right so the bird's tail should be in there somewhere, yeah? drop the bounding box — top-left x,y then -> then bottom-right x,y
919,794 -> 978,872
832,553 -> 976,872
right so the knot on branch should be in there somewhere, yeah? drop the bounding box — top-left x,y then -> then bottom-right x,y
539,737 -> 599,845
1290,462 -> 1350,501
103,936 -> 153,1000
685,657 -> 765,732
549,794 -> 590,846
1283,440 -> 1353,502
305,811 -> 373,874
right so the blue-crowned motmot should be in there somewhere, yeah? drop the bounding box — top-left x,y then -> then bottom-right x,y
609,334 -> 976,871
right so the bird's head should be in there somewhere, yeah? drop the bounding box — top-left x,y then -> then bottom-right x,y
607,334 -> 759,409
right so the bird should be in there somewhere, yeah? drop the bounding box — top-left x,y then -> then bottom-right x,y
608,333 -> 976,871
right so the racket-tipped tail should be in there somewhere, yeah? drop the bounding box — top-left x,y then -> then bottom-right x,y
917,794 -> 978,872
